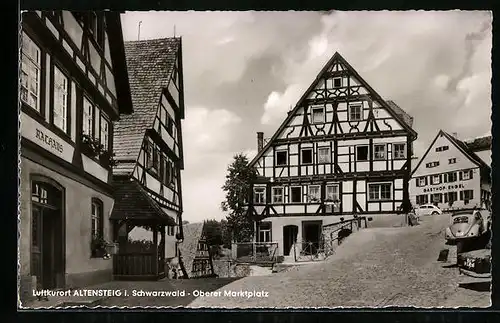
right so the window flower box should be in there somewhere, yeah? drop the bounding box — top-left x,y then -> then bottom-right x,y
98,150 -> 118,168
91,236 -> 110,258
105,242 -> 119,255
81,134 -> 103,158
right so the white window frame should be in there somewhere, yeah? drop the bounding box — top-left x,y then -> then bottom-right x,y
462,170 -> 471,180
368,183 -> 392,201
373,144 -> 386,160
253,187 -> 266,204
275,150 -> 288,166
272,187 -> 284,204
21,31 -> 41,112
100,115 -> 109,150
449,158 -> 457,164
447,172 -> 457,182
333,77 -> 342,88
290,186 -> 302,203
301,148 -> 313,165
308,185 -> 321,203
393,143 -> 406,159
53,65 -> 69,133
431,174 -> 441,185
91,201 -> 101,239
311,107 -> 325,124
83,97 -> 94,137
325,184 -> 340,202
348,104 -> 363,122
418,177 -> 426,187
258,222 -> 271,243
317,147 -> 331,163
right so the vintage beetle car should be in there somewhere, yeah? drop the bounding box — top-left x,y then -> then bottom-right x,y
457,247 -> 491,283
444,209 -> 491,244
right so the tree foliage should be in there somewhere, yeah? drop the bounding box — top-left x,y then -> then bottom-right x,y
221,153 -> 257,243
203,219 -> 223,246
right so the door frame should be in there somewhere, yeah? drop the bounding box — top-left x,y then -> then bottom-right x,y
30,174 -> 66,289
301,220 -> 323,254
282,225 -> 298,256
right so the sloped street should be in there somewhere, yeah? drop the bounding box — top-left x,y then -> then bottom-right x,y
188,215 -> 490,308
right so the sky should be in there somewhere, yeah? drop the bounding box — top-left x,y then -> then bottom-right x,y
120,11 -> 492,224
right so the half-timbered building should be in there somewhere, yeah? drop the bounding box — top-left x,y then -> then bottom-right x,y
247,52 -> 417,257
177,223 -> 216,279
110,38 -> 185,280
410,131 -> 491,211
19,11 -> 132,300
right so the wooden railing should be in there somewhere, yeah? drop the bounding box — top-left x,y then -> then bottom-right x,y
113,252 -> 161,280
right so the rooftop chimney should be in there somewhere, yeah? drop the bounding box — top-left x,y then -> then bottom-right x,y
257,132 -> 264,152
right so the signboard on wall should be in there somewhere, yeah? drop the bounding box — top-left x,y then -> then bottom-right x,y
423,183 -> 465,193
21,112 -> 75,163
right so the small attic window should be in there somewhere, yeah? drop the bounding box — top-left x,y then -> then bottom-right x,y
333,77 -> 342,88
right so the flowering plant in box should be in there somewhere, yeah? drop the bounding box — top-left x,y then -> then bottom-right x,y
91,236 -> 108,257
81,134 -> 103,158
99,149 -> 118,168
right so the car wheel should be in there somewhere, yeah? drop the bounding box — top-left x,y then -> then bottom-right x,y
431,211 -> 438,215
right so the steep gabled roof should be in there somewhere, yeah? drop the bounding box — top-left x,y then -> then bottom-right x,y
444,131 -> 490,169
411,130 -> 490,176
386,100 -> 414,128
113,37 -> 181,175
110,177 -> 176,225
250,52 -> 417,167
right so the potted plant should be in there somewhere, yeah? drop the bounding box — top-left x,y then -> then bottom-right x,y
99,149 -> 118,168
91,236 -> 107,258
81,134 -> 102,158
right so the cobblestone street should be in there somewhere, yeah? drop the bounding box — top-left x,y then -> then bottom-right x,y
188,215 -> 490,308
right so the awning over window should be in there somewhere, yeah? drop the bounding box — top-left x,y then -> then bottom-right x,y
110,178 -> 176,226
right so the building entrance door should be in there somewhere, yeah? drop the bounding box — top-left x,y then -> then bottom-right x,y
283,225 -> 298,256
302,221 -> 322,255
31,181 -> 64,290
